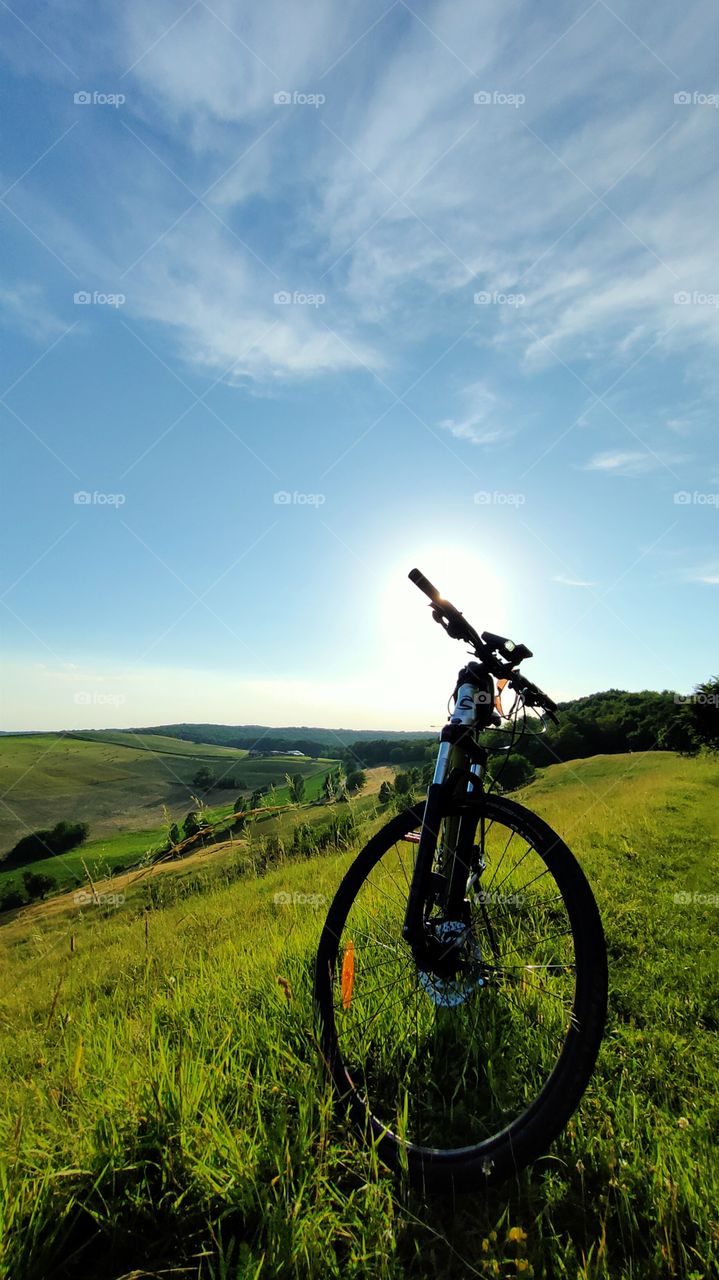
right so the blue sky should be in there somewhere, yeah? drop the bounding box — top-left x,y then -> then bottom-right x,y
1,0 -> 717,731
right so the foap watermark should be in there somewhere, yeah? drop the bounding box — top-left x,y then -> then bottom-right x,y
274,490 -> 325,506
273,290 -> 325,307
474,290 -> 525,307
74,90 -> 126,107
674,90 -> 719,108
74,691 -> 126,707
74,491 -> 126,506
74,290 -> 125,307
674,291 -> 719,308
273,90 -> 325,108
474,490 -> 526,506
474,890 -> 525,907
474,90 -> 525,108
74,890 -> 126,908
273,890 -> 326,907
674,490 -> 719,506
674,691 -> 719,706
673,890 -> 719,907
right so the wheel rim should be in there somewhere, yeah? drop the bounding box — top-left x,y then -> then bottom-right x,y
322,804 -> 582,1155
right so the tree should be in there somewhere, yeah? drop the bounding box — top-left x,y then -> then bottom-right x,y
182,810 -> 206,839
0,889 -> 25,912
22,871 -> 57,901
659,714 -> 699,756
378,780 -> 394,804
492,754 -> 536,792
322,772 -> 336,803
394,772 -> 411,796
286,773 -> 306,804
334,766 -> 348,801
686,677 -> 719,751
346,769 -> 367,793
191,766 -> 216,792
232,795 -> 247,833
4,820 -> 89,868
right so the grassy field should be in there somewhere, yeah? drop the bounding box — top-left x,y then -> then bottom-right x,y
0,752 -> 717,1278
0,761 -> 342,898
0,732 -> 336,853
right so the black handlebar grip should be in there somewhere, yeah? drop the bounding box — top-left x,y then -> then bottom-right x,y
408,567 -> 442,603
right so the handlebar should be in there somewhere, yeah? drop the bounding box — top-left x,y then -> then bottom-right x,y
408,566 -> 558,722
407,567 -> 442,602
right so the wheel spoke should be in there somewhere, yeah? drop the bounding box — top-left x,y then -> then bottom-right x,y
316,799 -> 604,1166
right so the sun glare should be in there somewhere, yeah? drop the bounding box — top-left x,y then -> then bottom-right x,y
375,544 -> 513,722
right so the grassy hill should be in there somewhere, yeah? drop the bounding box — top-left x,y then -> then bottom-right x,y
139,723 -> 436,750
0,751 -> 717,1278
0,732 -> 337,854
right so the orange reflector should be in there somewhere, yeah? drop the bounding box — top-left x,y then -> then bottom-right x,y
341,940 -> 355,1009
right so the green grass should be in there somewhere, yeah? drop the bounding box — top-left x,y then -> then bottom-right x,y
0,764 -> 342,898
0,752 -> 717,1278
0,827 -> 165,896
64,730 -> 252,758
0,732 -> 337,855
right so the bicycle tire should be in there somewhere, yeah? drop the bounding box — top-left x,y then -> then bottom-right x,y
314,795 -> 607,1191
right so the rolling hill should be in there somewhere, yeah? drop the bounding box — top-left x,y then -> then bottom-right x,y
0,732 -> 336,852
0,750 -> 716,1278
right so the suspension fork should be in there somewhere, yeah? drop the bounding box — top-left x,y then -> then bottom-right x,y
444,767 -> 482,918
402,679 -> 491,948
401,739 -> 451,946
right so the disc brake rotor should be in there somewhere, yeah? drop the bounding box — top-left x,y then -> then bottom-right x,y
418,919 -> 484,1007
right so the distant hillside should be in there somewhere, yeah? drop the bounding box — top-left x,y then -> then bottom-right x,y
0,733 -> 337,852
137,723 -> 436,755
142,689 -> 685,763
0,689 -> 694,851
518,687 -> 683,764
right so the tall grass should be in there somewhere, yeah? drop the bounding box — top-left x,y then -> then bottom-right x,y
0,752 -> 717,1278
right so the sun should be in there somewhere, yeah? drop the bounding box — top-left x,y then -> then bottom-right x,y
374,544 -> 513,722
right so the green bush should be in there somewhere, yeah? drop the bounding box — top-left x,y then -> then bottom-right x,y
21,871 -> 57,901
3,820 -> 89,868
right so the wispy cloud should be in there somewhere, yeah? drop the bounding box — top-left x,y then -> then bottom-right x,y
0,284 -> 65,341
583,449 -> 687,475
7,0 -> 719,392
553,573 -> 597,588
439,381 -> 507,445
684,567 -> 719,584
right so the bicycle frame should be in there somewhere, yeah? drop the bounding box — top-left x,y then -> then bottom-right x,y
402,662 -> 496,950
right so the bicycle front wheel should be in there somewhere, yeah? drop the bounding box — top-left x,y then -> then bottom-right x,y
314,796 -> 607,1191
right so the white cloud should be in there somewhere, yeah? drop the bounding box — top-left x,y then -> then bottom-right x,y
6,0 -> 719,391
439,382 -> 507,445
0,284 -> 65,341
132,217 -> 381,380
553,574 -> 596,588
583,449 -> 686,475
685,567 -> 719,584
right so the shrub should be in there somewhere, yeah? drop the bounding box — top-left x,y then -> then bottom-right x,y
22,872 -> 57,901
0,889 -> 26,912
3,821 -> 89,867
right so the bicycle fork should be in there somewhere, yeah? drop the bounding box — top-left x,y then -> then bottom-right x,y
402,678 -> 489,949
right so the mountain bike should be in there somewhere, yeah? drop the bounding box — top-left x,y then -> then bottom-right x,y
314,568 -> 607,1191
